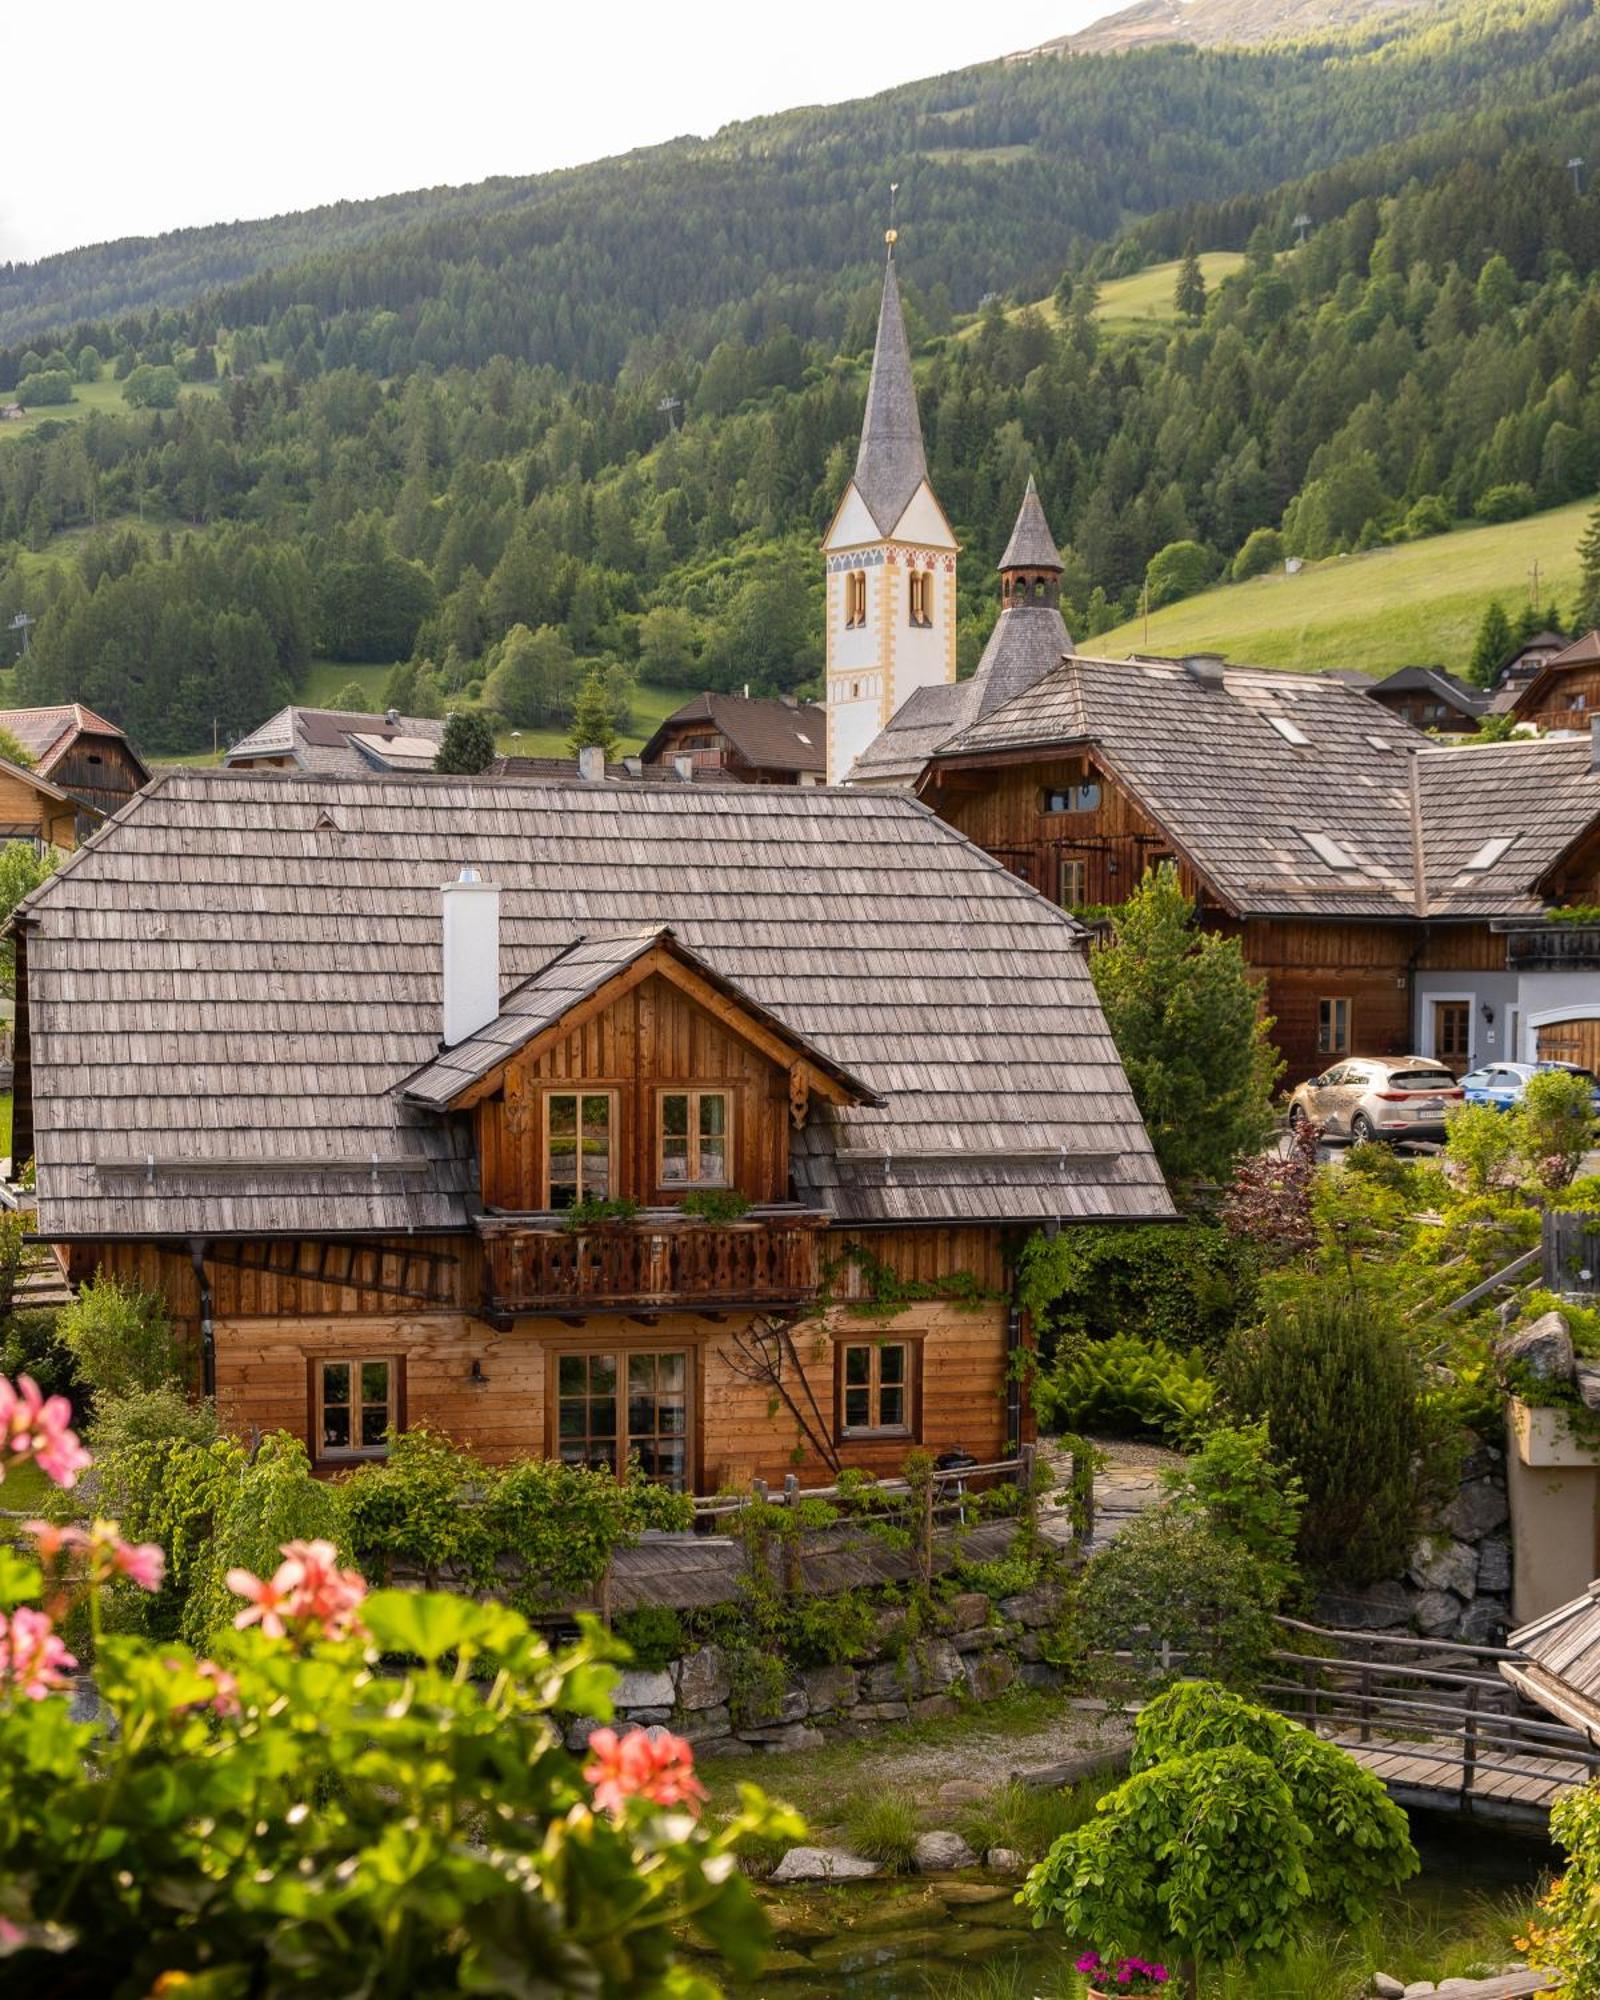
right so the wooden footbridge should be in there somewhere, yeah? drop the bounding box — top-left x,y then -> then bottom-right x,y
1263,1617 -> 1600,1826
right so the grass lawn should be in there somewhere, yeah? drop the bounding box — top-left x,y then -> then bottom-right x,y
1095,252 -> 1247,329
0,1089 -> 12,1164
1089,495 -> 1592,678
0,371 -> 222,444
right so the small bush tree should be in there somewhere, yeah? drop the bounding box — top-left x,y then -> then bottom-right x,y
16,369 -> 74,407
432,709 -> 497,774
1144,539 -> 1215,608
1445,1099 -> 1517,1192
1524,1779 -> 1600,1995
1090,864 -> 1281,1192
1474,481 -> 1536,524
57,1274 -> 183,1402
567,666 -> 623,760
1230,526 -> 1283,581
1023,1682 -> 1416,1999
1404,493 -> 1451,538
1163,1420 -> 1303,1603
1515,1067 -> 1596,1189
329,677 -> 372,711
1221,1283 -> 1441,1585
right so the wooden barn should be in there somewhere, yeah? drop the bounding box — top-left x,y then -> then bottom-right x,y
10,769 -> 1170,1490
1509,630 -> 1600,734
0,703 -> 149,838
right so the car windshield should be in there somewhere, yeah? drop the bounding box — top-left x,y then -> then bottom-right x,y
1387,1070 -> 1452,1090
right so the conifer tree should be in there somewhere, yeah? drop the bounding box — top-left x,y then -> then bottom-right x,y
1175,238 -> 1206,321
433,710 -> 497,775
1575,497 -> 1600,634
1466,599 -> 1513,687
566,668 -> 621,761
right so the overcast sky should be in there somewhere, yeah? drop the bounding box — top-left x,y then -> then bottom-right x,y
2,0 -> 1119,265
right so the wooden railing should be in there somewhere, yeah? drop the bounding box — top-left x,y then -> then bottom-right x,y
477,1207 -> 826,1318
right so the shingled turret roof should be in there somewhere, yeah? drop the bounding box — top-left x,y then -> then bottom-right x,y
852,254 -> 929,537
997,476 -> 1063,572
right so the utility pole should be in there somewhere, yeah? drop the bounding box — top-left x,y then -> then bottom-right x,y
1530,558 -> 1542,618
1569,157 -> 1586,198
8,610 -> 34,657
1141,580 -> 1150,648
655,393 -> 680,431
1293,212 -> 1312,248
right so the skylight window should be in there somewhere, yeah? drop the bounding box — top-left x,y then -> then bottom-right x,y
1464,835 -> 1516,871
1365,734 -> 1398,753
1268,715 -> 1311,747
1301,830 -> 1360,871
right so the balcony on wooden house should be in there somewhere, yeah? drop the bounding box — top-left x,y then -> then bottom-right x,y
475,1204 -> 828,1323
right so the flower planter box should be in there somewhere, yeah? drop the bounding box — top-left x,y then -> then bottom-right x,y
1510,1396 -> 1600,1469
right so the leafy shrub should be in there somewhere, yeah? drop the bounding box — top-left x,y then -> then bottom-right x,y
0,1308 -> 79,1405
1231,526 -> 1284,581
1042,1333 -> 1215,1442
1144,538 -> 1216,607
1525,1778 -> 1600,1993
613,1604 -> 687,1671
1514,1067 -> 1596,1189
1404,493 -> 1452,538
1071,1509 -> 1278,1692
1018,1221 -> 1257,1359
1164,1419 -> 1303,1603
679,1188 -> 752,1223
16,368 -> 73,406
57,1274 -> 184,1402
1474,481 -> 1536,523
956,1774 -> 1107,1862
1445,1101 -> 1517,1192
775,1585 -> 880,1667
842,1788 -> 921,1870
1221,1284 -> 1445,1585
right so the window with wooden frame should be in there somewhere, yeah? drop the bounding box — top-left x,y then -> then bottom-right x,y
908,569 -> 932,627
1042,782 -> 1101,814
312,1355 -> 401,1461
836,1338 -> 918,1440
845,570 -> 867,627
1317,997 -> 1352,1056
1056,855 -> 1087,908
543,1089 -> 615,1209
555,1347 -> 690,1488
657,1088 -> 729,1187
1434,1000 -> 1472,1066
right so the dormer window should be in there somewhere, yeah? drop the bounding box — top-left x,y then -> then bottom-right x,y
845,571 -> 867,628
908,570 -> 932,628
659,1088 -> 729,1187
1043,783 -> 1101,814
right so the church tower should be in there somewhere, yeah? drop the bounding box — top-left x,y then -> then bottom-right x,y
822,235 -> 958,783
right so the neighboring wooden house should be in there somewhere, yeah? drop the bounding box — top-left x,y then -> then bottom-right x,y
638,693 -> 827,786
0,703 -> 150,837
1492,629 -> 1569,706
225,706 -> 446,775
0,756 -> 98,851
11,769 -> 1170,1491
1508,631 -> 1600,734
1366,666 -> 1488,736
859,617 -> 1600,1080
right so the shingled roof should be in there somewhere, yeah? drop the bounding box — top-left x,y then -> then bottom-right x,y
225,706 -> 446,776
639,693 -> 826,775
0,703 -> 135,771
16,769 -> 1172,1239
923,654 -> 1600,921
997,476 -> 1063,572
851,254 -> 930,538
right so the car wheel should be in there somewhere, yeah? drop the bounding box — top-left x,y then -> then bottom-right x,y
1288,1104 -> 1306,1131
1350,1113 -> 1375,1145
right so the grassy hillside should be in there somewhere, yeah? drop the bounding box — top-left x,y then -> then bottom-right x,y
1088,499 -> 1591,675
957,252 -> 1248,337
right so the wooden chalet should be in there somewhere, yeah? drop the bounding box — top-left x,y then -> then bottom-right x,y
638,692 -> 827,786
1366,665 -> 1488,736
1508,630 -> 1600,734
11,769 -> 1170,1491
0,703 -> 149,838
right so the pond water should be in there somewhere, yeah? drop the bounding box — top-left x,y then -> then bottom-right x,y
720,1811 -> 1554,2000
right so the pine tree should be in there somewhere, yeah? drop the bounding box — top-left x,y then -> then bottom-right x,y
1466,599 -> 1514,687
433,710 -> 497,775
1575,497 -> 1600,634
566,668 -> 621,761
1174,238 -> 1206,321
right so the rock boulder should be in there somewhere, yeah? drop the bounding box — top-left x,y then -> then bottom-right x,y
1496,1310 -> 1574,1384
913,1830 -> 979,1872
770,1845 -> 880,1884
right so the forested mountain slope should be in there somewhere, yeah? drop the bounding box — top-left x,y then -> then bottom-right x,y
0,0 -> 1598,756
1047,0 -> 1439,55
0,0 -> 1591,365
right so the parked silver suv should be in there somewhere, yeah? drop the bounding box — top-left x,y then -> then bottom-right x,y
1287,1057 -> 1463,1143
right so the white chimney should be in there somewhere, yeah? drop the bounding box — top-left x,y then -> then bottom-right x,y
577,745 -> 607,782
674,755 -> 694,783
441,867 -> 500,1047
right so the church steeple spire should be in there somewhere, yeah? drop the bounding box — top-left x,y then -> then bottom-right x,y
997,474 -> 1064,610
851,246 -> 929,539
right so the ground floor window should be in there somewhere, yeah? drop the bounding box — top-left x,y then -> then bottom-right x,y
555,1347 -> 690,1488
312,1355 -> 401,1461
1056,855 -> 1087,908
1317,996 -> 1352,1056
836,1337 -> 918,1440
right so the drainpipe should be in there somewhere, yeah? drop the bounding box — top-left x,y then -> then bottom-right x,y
189,1238 -> 215,1398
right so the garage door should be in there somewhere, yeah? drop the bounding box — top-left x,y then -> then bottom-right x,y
1536,1018 -> 1600,1071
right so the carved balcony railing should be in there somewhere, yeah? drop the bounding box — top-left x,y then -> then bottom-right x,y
1496,919 -> 1600,972
476,1206 -> 827,1320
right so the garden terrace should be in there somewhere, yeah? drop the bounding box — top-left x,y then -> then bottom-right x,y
475,1206 -> 827,1321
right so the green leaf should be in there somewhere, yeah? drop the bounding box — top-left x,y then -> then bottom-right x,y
361,1588 -> 506,1663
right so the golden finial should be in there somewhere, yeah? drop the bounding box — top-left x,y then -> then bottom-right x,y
886,182 -> 899,251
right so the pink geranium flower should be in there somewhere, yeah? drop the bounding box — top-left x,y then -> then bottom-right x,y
25,1519 -> 165,1593
0,1605 -> 77,1698
109,1535 -> 166,1592
584,1725 -> 707,1817
227,1538 -> 367,1642
0,1374 -> 90,1489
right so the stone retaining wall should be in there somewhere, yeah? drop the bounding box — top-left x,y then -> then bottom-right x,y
564,1585 -> 1067,1756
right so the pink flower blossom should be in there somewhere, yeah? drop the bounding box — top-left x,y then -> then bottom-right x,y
584,1725 -> 707,1817
0,1374 -> 90,1489
227,1538 -> 367,1642
24,1518 -> 165,1593
0,1915 -> 22,1949
22,1519 -> 88,1564
110,1536 -> 165,1593
0,1605 -> 76,1698
165,1655 -> 242,1718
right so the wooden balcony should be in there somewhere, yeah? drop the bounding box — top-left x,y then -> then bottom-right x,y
476,1205 -> 827,1321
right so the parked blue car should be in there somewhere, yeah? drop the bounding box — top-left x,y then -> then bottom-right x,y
1458,1060 -> 1600,1114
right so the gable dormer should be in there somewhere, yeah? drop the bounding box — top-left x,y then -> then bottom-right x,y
401,924 -> 880,1215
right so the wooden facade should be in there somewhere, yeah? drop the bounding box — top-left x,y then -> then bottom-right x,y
0,763 -> 82,851
1514,661 -> 1600,734
66,1226 -> 1019,1490
639,693 -> 827,787
923,749 -> 1515,1082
